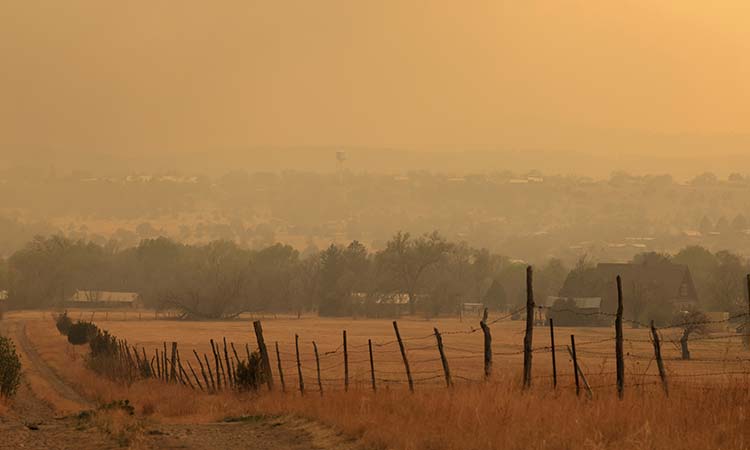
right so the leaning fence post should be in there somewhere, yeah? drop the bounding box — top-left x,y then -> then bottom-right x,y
393,321 -> 414,392
170,342 -> 178,383
203,353 -> 216,391
223,337 -> 234,389
253,321 -> 274,391
230,342 -> 242,366
176,349 -> 193,389
615,275 -> 625,400
343,330 -> 349,392
570,334 -> 580,396
187,360 -> 204,391
313,341 -> 323,396
549,318 -> 557,388
651,320 -> 669,396
523,265 -> 535,389
275,342 -> 286,393
141,348 -> 149,377
155,349 -> 162,379
479,308 -> 492,380
567,336 -> 592,399
295,334 -> 305,395
193,349 -> 211,392
210,339 -> 222,390
216,347 -> 227,388
368,339 -> 376,392
162,342 -> 168,382
434,327 -> 452,388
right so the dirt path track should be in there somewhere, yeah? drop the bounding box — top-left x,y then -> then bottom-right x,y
0,317 -> 367,450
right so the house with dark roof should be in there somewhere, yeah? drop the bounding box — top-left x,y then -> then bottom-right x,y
558,262 -> 699,317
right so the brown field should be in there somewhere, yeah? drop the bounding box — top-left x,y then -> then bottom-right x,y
7,309 -> 750,449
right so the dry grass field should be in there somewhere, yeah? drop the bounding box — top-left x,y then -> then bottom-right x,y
8,309 -> 750,449
63,308 -> 750,392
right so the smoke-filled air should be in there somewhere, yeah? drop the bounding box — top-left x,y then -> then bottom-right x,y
1,2 -> 750,450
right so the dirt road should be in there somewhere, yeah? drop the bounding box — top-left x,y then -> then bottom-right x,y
0,318 -> 367,450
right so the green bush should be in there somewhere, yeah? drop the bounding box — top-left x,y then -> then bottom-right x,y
55,311 -> 73,335
0,336 -> 22,398
67,321 -> 99,345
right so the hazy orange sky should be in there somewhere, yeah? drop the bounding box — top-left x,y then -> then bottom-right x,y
1,1 -> 749,158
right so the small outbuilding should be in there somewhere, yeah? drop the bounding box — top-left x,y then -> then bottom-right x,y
69,290 -> 139,308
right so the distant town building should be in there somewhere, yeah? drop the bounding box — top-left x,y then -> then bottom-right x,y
460,302 -> 485,318
350,292 -> 413,318
69,290 -> 139,308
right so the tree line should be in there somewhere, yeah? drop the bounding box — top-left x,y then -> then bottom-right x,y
0,234 -> 747,319
0,233 -> 568,318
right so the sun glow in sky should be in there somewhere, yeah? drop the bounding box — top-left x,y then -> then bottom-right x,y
1,1 -> 748,157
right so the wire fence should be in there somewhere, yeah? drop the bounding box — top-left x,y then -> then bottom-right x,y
100,301 -> 750,398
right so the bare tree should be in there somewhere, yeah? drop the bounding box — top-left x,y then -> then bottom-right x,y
673,310 -> 709,360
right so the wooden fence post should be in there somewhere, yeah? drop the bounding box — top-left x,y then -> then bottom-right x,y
567,336 -> 592,399
187,360 -> 204,391
210,339 -> 222,390
162,342 -> 168,382
434,327 -> 452,388
170,342 -> 178,383
229,359 -> 235,388
368,339 -> 376,392
155,349 -> 162,379
193,349 -> 211,392
275,342 -> 286,393
651,320 -> 669,397
203,353 -> 216,391
313,341 -> 323,396
176,348 -> 193,389
549,318 -> 557,388
523,265 -> 535,389
343,330 -> 349,392
393,321 -> 414,392
253,321 -> 274,391
223,337 -> 234,389
216,348 -> 226,388
615,275 -> 625,400
295,334 -> 305,395
479,308 -> 492,380
745,274 -> 750,349
570,335 -> 580,397
230,343 -> 241,365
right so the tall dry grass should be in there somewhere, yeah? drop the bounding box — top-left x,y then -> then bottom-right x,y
22,316 -> 750,449
244,381 -> 750,450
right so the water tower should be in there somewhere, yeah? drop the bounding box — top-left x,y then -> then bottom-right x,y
336,151 -> 347,182
336,151 -> 347,170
